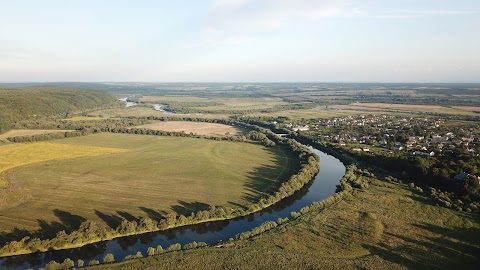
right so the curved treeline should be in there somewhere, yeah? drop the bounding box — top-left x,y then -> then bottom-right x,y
0,87 -> 121,134
0,121 -> 320,257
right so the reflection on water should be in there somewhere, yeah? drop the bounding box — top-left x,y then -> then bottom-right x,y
0,148 -> 345,269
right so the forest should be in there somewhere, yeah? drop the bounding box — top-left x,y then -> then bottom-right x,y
0,87 -> 120,134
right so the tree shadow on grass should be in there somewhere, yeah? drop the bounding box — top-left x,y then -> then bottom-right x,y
139,207 -> 167,220
241,146 -> 299,204
171,200 -> 211,216
363,224 -> 480,270
94,210 -> 123,228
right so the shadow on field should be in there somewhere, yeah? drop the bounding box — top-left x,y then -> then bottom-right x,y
171,200 -> 211,216
363,224 -> 480,270
241,147 -> 298,204
0,209 -> 87,246
139,207 -> 167,220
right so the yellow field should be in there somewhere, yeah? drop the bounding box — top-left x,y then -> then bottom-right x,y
0,142 -> 127,188
0,129 -> 73,141
133,121 -> 240,135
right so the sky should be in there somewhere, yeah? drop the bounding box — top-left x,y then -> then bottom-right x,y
0,0 -> 479,82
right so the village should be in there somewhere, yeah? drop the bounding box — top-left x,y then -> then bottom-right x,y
281,115 -> 479,158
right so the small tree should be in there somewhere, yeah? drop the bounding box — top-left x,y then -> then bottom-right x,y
77,259 -> 84,268
88,260 -> 100,266
147,247 -> 155,256
166,243 -> 181,251
103,253 -> 115,263
44,260 -> 60,270
60,258 -> 74,269
135,251 -> 143,258
155,244 -> 164,254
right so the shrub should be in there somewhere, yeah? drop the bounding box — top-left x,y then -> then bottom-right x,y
147,247 -> 155,256
88,260 -> 100,266
103,253 -> 115,263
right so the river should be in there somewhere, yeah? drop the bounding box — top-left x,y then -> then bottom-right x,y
0,148 -> 345,269
118,97 -> 137,107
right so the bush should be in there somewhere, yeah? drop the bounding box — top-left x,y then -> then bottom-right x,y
155,244 -> 164,254
103,253 -> 115,263
166,243 -> 181,251
147,247 -> 155,256
88,260 -> 100,266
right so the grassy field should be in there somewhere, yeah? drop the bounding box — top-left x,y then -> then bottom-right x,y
89,106 -> 230,119
0,133 -> 294,232
132,121 -> 241,135
63,116 -> 110,121
0,129 -> 73,141
138,96 -> 288,112
97,176 -> 480,270
331,103 -> 480,116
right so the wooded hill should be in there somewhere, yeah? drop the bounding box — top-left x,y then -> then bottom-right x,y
0,87 -> 120,134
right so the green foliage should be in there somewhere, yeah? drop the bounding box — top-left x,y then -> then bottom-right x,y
0,87 -> 120,134
103,253 -> 115,263
166,243 -> 182,251
147,247 -> 155,256
88,260 -> 100,266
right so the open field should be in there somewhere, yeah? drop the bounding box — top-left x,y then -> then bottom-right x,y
63,116 -> 111,121
246,106 -> 418,120
138,96 -> 288,112
0,129 -> 73,141
88,106 -> 230,119
98,176 -> 480,270
331,103 -> 480,116
0,133 -> 294,232
133,121 -> 241,135
0,142 -> 126,188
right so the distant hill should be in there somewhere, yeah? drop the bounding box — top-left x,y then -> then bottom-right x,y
0,87 -> 120,134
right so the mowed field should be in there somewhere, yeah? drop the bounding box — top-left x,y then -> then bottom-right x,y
0,133 -> 294,232
133,121 -> 241,135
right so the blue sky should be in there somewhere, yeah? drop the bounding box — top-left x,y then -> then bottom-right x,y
0,0 -> 479,82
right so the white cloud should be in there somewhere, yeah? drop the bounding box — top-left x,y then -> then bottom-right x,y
190,0 -> 353,48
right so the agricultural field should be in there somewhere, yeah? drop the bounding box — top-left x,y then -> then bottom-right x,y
88,106 -> 229,119
330,103 -> 480,116
97,177 -> 480,270
0,129 -> 73,142
137,96 -> 288,112
0,133 -> 294,232
132,121 -> 241,135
